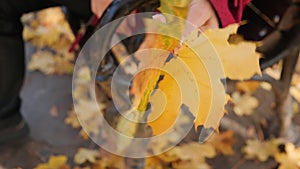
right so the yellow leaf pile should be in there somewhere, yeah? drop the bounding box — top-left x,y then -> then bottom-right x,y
67,67 -> 106,139
28,50 -> 74,75
22,7 -> 75,75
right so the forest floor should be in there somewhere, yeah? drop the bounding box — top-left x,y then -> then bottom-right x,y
0,42 -> 299,169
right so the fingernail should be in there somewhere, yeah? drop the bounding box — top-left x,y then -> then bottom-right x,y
152,14 -> 167,24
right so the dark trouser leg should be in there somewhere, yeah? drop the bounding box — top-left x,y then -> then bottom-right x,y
0,0 -> 92,122
0,36 -> 24,114
0,34 -> 25,129
0,0 -> 58,126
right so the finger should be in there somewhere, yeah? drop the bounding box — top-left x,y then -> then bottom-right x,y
183,0 -> 212,38
199,16 -> 219,32
152,14 -> 167,24
91,0 -> 113,18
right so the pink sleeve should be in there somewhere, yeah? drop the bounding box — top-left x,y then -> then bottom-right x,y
209,0 -> 251,27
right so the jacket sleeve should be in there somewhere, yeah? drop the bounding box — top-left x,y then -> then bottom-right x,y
209,0 -> 251,27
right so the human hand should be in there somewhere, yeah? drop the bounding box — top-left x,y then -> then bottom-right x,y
172,0 -> 219,53
91,0 -> 113,18
183,0 -> 219,39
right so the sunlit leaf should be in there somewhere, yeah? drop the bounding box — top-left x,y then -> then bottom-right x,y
243,139 -> 279,161
275,143 -> 300,169
74,148 -> 100,165
34,155 -> 70,169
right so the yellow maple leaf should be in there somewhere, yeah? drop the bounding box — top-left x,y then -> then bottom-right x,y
116,4 -> 260,154
275,143 -> 300,169
148,24 -> 261,135
34,155 -> 70,169
74,148 -> 100,165
243,139 -> 279,161
207,130 -> 235,155
204,25 -> 261,80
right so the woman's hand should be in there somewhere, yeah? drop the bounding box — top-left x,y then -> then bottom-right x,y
184,0 -> 219,37
172,0 -> 219,53
91,0 -> 113,18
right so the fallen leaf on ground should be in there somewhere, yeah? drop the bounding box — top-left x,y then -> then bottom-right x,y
275,143 -> 300,169
232,92 -> 259,116
243,139 -> 279,161
23,7 -> 75,75
157,142 -> 216,169
65,109 -> 81,129
236,81 -> 260,93
28,50 -> 56,75
260,82 -> 272,91
208,130 -> 235,155
50,106 -> 58,118
74,148 -> 100,165
34,155 -> 70,169
145,157 -> 164,169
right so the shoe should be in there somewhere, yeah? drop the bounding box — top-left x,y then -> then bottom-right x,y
0,113 -> 30,145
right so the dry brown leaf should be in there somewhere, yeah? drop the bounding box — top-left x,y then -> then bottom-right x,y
50,106 -> 58,118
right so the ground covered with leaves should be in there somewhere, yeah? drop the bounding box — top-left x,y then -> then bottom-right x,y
0,6 -> 300,169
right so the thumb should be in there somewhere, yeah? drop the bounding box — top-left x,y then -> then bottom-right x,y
182,0 -> 212,40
